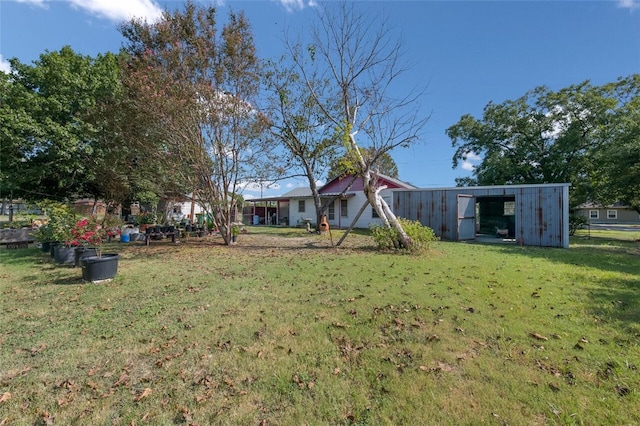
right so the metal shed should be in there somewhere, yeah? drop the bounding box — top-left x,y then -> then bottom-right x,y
393,183 -> 571,248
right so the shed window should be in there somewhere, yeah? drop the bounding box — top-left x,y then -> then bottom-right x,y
372,206 -> 379,218
504,201 -> 515,216
298,200 -> 305,213
607,210 -> 617,219
341,199 -> 348,217
589,210 -> 599,219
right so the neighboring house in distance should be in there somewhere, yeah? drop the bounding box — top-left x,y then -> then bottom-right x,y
247,174 -> 417,229
574,202 -> 640,224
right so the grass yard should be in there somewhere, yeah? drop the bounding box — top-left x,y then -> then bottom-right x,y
1,227 -> 639,425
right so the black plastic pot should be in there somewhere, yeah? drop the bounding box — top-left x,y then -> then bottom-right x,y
53,245 -> 76,265
81,254 -> 120,282
74,247 -> 98,268
50,241 -> 60,257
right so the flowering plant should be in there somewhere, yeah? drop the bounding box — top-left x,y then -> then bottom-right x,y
70,215 -> 123,256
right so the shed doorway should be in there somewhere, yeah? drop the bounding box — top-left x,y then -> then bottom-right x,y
475,195 -> 516,240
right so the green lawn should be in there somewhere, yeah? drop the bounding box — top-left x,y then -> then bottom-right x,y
1,228 -> 639,425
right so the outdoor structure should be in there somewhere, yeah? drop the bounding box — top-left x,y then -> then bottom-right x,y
247,174 -> 417,229
393,183 -> 571,248
574,202 -> 640,224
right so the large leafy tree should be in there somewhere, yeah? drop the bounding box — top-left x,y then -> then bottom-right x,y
290,2 -> 428,248
327,148 -> 398,181
1,47 -> 121,202
446,77 -> 639,208
590,75 -> 640,211
119,2 -> 273,245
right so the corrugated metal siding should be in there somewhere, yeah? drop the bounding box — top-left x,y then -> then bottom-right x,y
393,184 -> 570,248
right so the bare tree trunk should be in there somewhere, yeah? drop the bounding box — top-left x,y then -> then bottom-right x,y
336,199 -> 370,246
349,134 -> 412,249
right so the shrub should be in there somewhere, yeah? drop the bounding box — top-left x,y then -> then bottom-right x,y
371,218 -> 438,253
569,213 -> 588,236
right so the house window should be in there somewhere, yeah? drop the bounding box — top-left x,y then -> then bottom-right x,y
607,210 -> 617,220
372,206 -> 379,218
298,200 -> 305,213
341,199 -> 348,217
328,202 -> 335,221
589,210 -> 599,219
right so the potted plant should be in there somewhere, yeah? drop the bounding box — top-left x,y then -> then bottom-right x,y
47,203 -> 78,265
137,212 -> 156,233
231,223 -> 241,243
73,215 -> 122,282
31,222 -> 54,252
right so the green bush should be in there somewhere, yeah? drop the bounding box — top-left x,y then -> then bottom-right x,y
370,218 -> 438,252
569,213 -> 588,236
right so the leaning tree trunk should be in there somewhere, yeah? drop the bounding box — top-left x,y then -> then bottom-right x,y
364,177 -> 412,249
337,133 -> 412,249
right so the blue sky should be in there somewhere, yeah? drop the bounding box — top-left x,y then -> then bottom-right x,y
1,0 -> 639,198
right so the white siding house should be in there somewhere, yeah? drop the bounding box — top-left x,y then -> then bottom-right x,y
249,174 -> 416,229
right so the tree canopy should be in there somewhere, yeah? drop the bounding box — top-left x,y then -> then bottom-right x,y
447,75 -> 639,209
119,2 -> 273,244
0,46 -> 120,202
327,148 -> 399,181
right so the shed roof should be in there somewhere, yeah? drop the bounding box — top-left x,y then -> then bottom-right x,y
397,183 -> 571,192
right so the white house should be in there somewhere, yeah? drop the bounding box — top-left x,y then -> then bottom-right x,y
247,174 -> 417,229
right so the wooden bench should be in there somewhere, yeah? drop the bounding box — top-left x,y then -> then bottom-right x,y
0,228 -> 35,249
144,231 -> 179,246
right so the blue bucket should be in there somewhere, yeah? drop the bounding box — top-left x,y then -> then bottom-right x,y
120,234 -> 130,243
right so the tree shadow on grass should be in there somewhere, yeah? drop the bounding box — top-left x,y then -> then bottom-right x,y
587,275 -> 640,339
484,237 -> 640,334
489,237 -> 640,276
0,247 -> 45,266
51,276 -> 86,285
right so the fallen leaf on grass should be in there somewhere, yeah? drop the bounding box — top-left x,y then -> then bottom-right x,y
420,361 -> 455,373
113,373 -> 129,387
616,385 -> 630,396
40,411 -> 54,425
0,392 -> 10,403
30,343 -> 46,356
529,333 -> 548,341
428,334 -> 440,342
134,388 -> 152,402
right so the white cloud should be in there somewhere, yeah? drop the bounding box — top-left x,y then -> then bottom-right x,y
461,151 -> 480,171
618,0 -> 640,10
68,0 -> 164,23
461,161 -> 475,172
0,55 -> 11,73
276,0 -> 317,12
